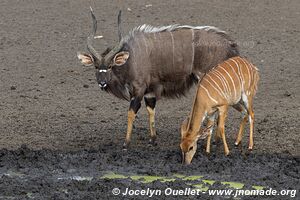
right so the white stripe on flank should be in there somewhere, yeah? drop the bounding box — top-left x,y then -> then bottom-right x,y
225,61 -> 241,98
244,59 -> 253,73
153,32 -> 157,40
214,69 -> 231,100
191,29 -> 195,69
210,71 -> 229,101
242,58 -> 253,76
210,70 -> 230,101
136,39 -> 141,52
200,84 -> 218,104
230,58 -> 244,92
205,74 -> 226,100
219,66 -> 236,99
130,44 -> 138,67
234,58 -> 245,92
170,32 -> 175,68
239,58 -> 251,89
250,63 -> 257,85
156,32 -> 162,53
245,59 -> 257,86
142,35 -> 148,54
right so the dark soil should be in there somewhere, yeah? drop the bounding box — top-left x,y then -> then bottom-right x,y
0,0 -> 299,199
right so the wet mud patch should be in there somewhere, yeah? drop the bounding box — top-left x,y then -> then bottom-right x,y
0,0 -> 299,199
0,146 -> 298,199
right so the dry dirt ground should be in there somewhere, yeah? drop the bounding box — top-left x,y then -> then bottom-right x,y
0,0 -> 299,199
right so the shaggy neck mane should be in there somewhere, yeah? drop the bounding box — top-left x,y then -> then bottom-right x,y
122,24 -> 227,43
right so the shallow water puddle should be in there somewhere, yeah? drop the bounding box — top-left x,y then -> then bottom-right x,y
1,170 -> 25,178
1,170 -> 264,192
100,172 -> 264,191
73,176 -> 93,181
57,175 -> 93,181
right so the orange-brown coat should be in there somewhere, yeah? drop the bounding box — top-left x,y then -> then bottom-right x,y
180,56 -> 259,164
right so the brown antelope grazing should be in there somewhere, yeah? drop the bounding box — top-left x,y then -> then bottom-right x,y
77,8 -> 239,150
180,56 -> 259,164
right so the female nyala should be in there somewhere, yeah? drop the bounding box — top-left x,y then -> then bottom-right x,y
180,56 -> 259,164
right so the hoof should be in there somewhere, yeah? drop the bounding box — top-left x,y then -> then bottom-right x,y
148,138 -> 157,146
149,136 -> 157,146
234,142 -> 242,149
123,142 -> 130,150
213,138 -> 221,145
245,150 -> 252,156
224,151 -> 230,156
248,147 -> 253,151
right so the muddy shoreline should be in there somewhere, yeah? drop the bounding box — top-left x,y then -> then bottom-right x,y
0,0 -> 299,199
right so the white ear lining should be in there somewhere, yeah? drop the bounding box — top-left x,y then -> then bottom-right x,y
113,51 -> 130,66
77,52 -> 94,66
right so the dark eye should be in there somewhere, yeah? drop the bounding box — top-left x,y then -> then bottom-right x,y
94,64 -> 100,69
189,146 -> 193,151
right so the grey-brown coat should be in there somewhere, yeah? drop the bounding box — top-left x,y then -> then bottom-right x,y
77,9 -> 239,149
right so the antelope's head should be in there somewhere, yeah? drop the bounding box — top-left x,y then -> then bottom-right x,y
77,8 -> 130,90
180,118 -> 212,165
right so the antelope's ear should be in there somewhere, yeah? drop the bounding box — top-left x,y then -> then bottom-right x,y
181,117 -> 189,132
77,52 -> 94,66
113,51 -> 129,66
181,117 -> 190,138
197,124 -> 213,140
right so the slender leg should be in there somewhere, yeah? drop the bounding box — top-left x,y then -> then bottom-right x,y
205,116 -> 215,154
214,113 -> 221,143
206,133 -> 212,154
247,98 -> 255,150
235,115 -> 248,146
144,97 -> 157,145
218,106 -> 229,155
232,104 -> 248,146
123,97 -> 141,149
